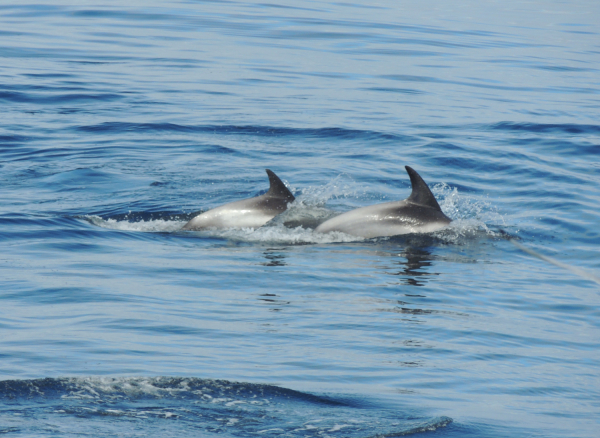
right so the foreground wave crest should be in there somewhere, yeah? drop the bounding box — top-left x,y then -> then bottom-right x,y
0,377 -> 452,438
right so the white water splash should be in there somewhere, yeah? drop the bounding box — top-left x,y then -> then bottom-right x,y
435,183 -> 505,225
296,173 -> 363,206
434,183 -> 507,239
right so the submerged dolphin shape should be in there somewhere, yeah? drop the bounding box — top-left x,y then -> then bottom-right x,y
315,166 -> 451,238
182,169 -> 295,231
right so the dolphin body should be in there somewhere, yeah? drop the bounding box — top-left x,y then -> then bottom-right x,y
314,166 -> 451,238
182,169 -> 295,231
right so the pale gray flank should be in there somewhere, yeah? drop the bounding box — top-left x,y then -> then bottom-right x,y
314,166 -> 451,238
182,169 -> 295,231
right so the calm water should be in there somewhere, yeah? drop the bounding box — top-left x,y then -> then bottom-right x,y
1,1 -> 599,436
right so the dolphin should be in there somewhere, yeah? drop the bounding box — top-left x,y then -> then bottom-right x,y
182,169 -> 295,231
314,166 -> 451,238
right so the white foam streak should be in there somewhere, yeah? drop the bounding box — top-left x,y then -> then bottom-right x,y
209,225 -> 361,244
86,215 -> 184,233
510,240 -> 600,286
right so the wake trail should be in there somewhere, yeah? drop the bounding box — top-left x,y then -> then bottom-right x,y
509,239 -> 600,287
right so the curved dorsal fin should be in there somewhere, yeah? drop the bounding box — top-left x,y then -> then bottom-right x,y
405,166 -> 442,210
266,169 -> 295,201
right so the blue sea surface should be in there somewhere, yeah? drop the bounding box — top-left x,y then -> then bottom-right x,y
1,1 -> 599,436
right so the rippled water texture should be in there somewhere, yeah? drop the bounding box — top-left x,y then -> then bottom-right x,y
1,1 -> 599,437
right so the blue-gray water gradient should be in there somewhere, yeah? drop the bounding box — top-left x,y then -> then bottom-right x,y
1,1 -> 599,437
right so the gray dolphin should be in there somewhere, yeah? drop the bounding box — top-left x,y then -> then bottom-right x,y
182,169 -> 295,231
314,166 -> 451,238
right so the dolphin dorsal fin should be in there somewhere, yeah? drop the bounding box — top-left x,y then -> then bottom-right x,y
266,169 -> 295,201
405,166 -> 442,210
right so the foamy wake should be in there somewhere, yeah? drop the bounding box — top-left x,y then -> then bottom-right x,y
86,215 -> 185,233
85,215 -> 362,244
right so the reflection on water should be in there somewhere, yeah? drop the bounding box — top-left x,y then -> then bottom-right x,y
383,360 -> 424,368
261,247 -> 288,267
383,246 -> 437,287
395,307 -> 435,315
258,248 -> 290,311
258,293 -> 291,312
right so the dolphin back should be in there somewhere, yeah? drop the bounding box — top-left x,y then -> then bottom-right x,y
182,169 -> 294,231
405,166 -> 442,211
314,166 -> 451,238
266,169 -> 295,202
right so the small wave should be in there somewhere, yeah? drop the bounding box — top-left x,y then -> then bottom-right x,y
371,416 -> 453,437
490,122 -> 600,135
0,134 -> 31,144
0,90 -> 122,104
73,122 -> 414,142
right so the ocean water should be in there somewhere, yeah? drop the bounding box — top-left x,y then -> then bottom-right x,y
1,1 -> 599,436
